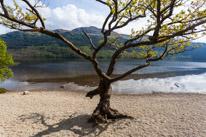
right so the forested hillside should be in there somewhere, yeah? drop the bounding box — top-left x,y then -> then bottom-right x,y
0,26 -> 117,58
0,26 -> 205,60
1,26 -> 104,49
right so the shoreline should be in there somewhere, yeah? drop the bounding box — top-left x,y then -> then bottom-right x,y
7,89 -> 206,96
1,90 -> 206,136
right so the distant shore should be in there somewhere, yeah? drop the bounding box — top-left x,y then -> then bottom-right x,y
0,91 -> 206,137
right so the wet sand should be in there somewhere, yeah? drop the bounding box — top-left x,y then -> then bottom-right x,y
0,91 -> 206,137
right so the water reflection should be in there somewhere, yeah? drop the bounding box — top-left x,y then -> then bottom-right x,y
2,58 -> 206,91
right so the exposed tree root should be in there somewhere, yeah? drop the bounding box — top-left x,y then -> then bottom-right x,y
88,107 -> 133,125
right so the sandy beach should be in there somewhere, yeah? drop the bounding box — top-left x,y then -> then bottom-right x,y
0,91 -> 206,137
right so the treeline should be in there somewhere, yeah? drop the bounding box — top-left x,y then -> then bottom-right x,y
7,45 -> 115,59
1,31 -> 103,49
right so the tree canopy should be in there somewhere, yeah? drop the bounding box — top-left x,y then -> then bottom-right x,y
0,39 -> 14,83
0,0 -> 205,123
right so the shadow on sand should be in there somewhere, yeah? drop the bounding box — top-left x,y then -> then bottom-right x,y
19,113 -> 113,137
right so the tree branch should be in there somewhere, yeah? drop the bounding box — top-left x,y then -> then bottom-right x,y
118,0 -> 133,13
0,12 -> 36,28
158,20 -> 206,41
96,0 -> 109,7
149,0 -> 161,42
149,45 -> 168,61
86,88 -> 99,99
107,17 -> 206,77
22,0 -> 45,28
0,0 -> 9,17
83,30 -> 96,50
162,0 -> 176,21
101,12 -> 112,33
110,61 -> 150,82
40,28 -> 111,80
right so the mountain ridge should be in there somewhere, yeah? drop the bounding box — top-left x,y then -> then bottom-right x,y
0,26 -> 205,60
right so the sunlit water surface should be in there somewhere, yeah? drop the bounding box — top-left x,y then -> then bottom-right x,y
1,59 -> 206,94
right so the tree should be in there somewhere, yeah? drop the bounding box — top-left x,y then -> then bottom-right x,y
0,0 -> 205,123
0,39 -> 14,83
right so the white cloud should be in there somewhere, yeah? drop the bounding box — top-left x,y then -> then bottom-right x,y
0,3 -> 105,33
38,4 -> 105,30
112,73 -> 206,94
115,19 -> 149,35
193,37 -> 206,43
0,26 -> 13,34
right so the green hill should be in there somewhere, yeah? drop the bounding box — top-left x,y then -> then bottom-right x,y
0,27 -> 117,59
1,27 -> 104,49
0,26 -> 205,61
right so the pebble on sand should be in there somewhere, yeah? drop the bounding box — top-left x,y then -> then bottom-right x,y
23,91 -> 30,95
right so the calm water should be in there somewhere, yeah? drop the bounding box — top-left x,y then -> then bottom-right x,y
2,59 -> 206,92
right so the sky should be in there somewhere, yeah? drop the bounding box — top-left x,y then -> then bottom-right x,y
0,0 -> 205,43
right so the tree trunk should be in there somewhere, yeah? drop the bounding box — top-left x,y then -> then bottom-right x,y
88,80 -> 131,124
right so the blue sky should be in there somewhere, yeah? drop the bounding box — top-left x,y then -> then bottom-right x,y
0,0 -> 205,43
47,0 -> 108,14
0,0 -> 111,34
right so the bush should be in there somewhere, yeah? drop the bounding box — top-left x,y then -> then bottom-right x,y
0,39 -> 14,83
0,88 -> 7,94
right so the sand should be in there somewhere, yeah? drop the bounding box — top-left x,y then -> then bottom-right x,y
0,91 -> 206,137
